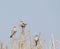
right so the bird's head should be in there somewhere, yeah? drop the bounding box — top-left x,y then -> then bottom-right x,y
19,21 -> 26,28
13,26 -> 17,32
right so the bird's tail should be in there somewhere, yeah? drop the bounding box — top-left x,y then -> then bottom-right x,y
10,33 -> 14,38
10,35 -> 13,38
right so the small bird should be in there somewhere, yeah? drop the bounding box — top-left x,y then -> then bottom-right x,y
34,35 -> 39,46
10,26 -> 17,38
19,21 -> 26,28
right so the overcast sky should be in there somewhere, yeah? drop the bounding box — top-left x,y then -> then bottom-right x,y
0,0 -> 60,49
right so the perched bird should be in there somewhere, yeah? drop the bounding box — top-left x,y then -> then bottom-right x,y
19,21 -> 26,28
10,26 -> 17,38
34,35 -> 39,46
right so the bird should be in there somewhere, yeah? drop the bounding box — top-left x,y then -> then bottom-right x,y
19,21 -> 26,28
34,35 -> 39,46
10,26 -> 17,38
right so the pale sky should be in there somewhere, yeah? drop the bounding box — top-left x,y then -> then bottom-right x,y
0,0 -> 60,49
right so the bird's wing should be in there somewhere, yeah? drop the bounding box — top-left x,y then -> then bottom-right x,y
10,30 -> 15,38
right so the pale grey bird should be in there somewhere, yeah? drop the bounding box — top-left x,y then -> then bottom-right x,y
10,26 -> 17,38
